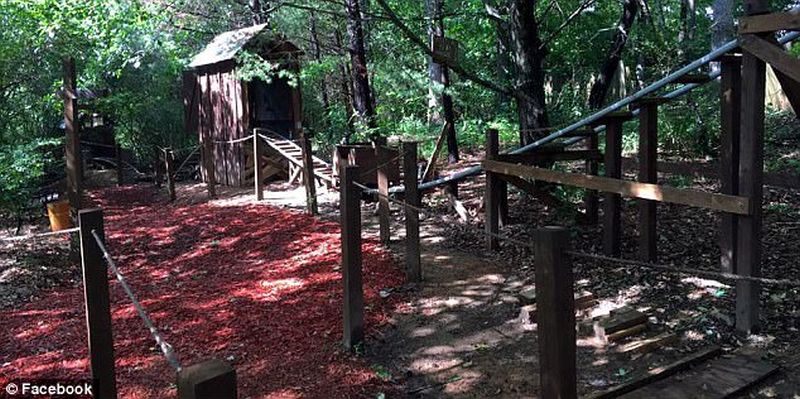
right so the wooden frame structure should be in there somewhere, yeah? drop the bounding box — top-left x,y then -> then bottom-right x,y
483,2 -> 799,333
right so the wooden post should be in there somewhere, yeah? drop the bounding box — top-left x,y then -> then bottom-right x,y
177,359 -> 237,399
165,148 -> 176,202
339,164 -> 364,349
534,226 -> 577,399
78,209 -> 118,399
720,54 -> 742,274
736,3 -> 768,334
403,141 -> 421,283
584,133 -> 599,224
638,102 -> 659,262
202,136 -> 216,199
603,117 -> 624,257
64,58 -> 82,219
115,142 -> 123,186
300,129 -> 318,215
375,138 -> 391,244
253,134 -> 263,201
154,147 -> 163,188
485,129 -> 500,251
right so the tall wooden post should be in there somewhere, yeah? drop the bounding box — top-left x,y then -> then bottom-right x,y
165,148 -> 176,202
603,114 -> 627,257
720,54 -> 742,274
253,134 -> 264,201
534,227 -> 577,399
339,165 -> 364,350
403,141 -> 421,283
177,359 -> 237,399
300,129 -> 318,215
584,133 -> 599,225
485,129 -> 500,251
636,100 -> 662,262
375,138 -> 391,244
78,209 -> 118,399
64,58 -> 82,218
736,1 -> 768,334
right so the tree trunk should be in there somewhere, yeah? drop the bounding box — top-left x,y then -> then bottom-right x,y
427,0 -> 459,162
509,0 -> 549,145
309,14 -> 330,113
335,29 -> 357,142
587,0 -> 638,109
345,0 -> 377,131
249,0 -> 271,25
710,0 -> 735,72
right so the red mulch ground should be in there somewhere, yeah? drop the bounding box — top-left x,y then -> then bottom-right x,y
0,185 -> 405,398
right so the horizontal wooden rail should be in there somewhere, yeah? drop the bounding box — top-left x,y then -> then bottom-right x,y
497,150 -> 602,164
739,11 -> 800,34
482,160 -> 753,215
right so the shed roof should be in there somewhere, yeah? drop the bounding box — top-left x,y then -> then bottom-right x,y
188,24 -> 301,69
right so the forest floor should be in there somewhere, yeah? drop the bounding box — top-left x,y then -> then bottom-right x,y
0,177 -> 405,398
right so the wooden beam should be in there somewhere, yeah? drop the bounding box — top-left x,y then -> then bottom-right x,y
496,150 -> 603,164
403,141 -> 421,283
585,134 -> 599,224
720,54 -> 742,274
482,160 -> 753,215
638,103 -> 658,262
375,139 -> 391,244
740,34 -> 800,84
736,31 -> 767,335
64,58 -> 81,218
78,209 -> 118,398
485,129 -> 500,251
300,129 -> 318,215
604,119 -> 624,256
619,157 -> 800,189
739,11 -> 800,34
422,123 -> 447,182
253,135 -> 263,201
339,165 -> 364,350
534,227 -> 577,399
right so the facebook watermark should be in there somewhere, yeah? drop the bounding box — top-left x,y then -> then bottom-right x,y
3,380 -> 94,398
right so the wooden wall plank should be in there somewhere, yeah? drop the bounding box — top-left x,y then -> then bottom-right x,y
481,160 -> 753,215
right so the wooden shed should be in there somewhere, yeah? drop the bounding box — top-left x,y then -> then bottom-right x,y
184,24 -> 303,187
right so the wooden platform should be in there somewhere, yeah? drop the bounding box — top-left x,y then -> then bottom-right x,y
618,354 -> 778,399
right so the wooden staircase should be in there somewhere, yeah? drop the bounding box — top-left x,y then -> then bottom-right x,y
259,132 -> 335,189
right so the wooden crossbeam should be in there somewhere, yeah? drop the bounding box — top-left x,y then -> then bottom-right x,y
739,11 -> 800,34
741,34 -> 800,84
496,150 -> 602,164
482,160 -> 753,215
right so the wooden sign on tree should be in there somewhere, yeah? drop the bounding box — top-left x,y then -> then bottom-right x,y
432,36 -> 459,66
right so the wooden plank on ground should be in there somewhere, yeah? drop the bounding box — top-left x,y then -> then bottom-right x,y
619,354 -> 779,398
482,160 -> 752,215
739,11 -> 800,34
615,332 -> 678,354
590,346 -> 722,399
740,34 -> 800,84
593,307 -> 648,341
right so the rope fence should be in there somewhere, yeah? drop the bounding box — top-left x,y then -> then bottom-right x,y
212,134 -> 255,145
0,227 -> 80,243
91,230 -> 182,372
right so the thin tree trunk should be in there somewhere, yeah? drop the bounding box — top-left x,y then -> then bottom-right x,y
509,0 -> 549,145
427,0 -> 459,162
335,29 -> 357,141
345,0 -> 377,131
710,0 -> 735,72
309,14 -> 330,113
249,0 -> 271,25
587,0 -> 638,109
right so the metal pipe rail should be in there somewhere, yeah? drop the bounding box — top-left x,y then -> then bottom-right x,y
378,29 -> 800,195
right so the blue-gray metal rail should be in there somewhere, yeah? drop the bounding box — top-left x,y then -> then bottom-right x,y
380,29 -> 800,195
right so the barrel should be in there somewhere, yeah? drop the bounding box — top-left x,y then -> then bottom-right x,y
47,200 -> 72,232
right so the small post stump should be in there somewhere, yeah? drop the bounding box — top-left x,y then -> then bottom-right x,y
165,148 -> 176,202
253,134 -> 264,201
177,359 -> 237,399
300,129 -> 318,215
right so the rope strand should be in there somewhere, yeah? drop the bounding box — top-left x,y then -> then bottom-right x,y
0,227 -> 79,243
